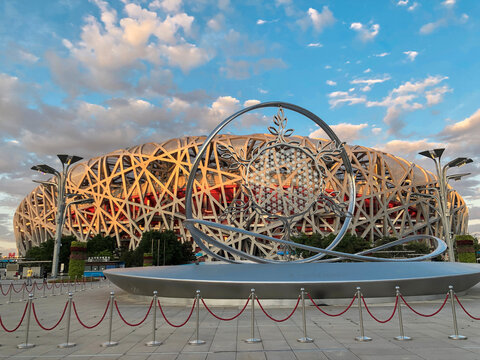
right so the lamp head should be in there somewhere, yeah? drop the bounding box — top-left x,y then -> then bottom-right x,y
31,164 -> 58,175
57,154 -> 83,166
419,148 -> 445,160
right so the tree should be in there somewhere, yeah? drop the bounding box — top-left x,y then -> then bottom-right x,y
86,234 -> 116,258
292,232 -> 371,260
24,235 -> 75,271
128,230 -> 195,267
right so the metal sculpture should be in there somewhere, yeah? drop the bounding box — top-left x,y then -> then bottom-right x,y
184,102 -> 446,263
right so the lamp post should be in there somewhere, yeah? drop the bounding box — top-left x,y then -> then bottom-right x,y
31,155 -> 88,278
418,149 -> 473,262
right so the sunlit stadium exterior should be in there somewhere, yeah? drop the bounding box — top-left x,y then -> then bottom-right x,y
14,134 -> 469,257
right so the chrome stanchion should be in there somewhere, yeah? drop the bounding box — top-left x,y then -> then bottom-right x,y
448,285 -> 467,340
354,287 -> 371,342
41,281 -> 47,298
297,288 -> 313,343
32,281 -> 36,297
146,291 -> 162,347
101,291 -> 118,347
394,286 -> 411,341
7,282 -> 13,303
74,276 -> 77,293
17,293 -> 35,349
20,283 -> 26,302
52,281 -> 56,296
244,288 -> 261,343
67,280 -> 71,295
58,292 -> 76,348
189,290 -> 205,345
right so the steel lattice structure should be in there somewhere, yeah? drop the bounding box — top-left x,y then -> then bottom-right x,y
14,134 -> 468,257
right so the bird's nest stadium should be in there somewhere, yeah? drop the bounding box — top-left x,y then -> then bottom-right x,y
14,133 -> 468,258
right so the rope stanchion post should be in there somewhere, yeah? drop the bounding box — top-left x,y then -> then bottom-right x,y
448,285 -> 467,340
394,286 -> 411,341
146,291 -> 162,347
58,292 -> 76,348
74,276 -> 77,293
354,287 -> 371,342
20,283 -> 26,302
7,282 -> 13,303
17,293 -> 35,349
101,291 -> 119,347
188,290 -> 206,345
297,288 -> 313,343
41,281 -> 47,298
244,288 -> 261,344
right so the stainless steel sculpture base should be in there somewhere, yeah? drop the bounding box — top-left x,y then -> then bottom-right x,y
105,262 -> 480,299
58,342 -> 76,348
17,343 -> 35,349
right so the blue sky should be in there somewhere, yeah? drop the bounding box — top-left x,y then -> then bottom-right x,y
1,0 -> 479,254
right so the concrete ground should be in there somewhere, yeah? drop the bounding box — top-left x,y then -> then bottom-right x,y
1,279 -> 480,360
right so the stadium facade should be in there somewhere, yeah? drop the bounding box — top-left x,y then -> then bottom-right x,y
14,134 -> 468,258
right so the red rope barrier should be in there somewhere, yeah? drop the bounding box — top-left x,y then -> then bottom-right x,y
0,302 -> 29,332
400,294 -> 449,317
32,301 -> 68,331
73,300 -> 110,329
454,294 -> 480,320
12,283 -> 25,293
201,298 -> 250,321
361,295 -> 398,323
25,284 -> 35,293
114,299 -> 153,327
308,293 -> 356,317
44,282 -> 53,290
256,296 -> 301,322
55,282 -> 61,289
158,299 -> 196,327
0,283 -> 11,296
34,282 -> 43,291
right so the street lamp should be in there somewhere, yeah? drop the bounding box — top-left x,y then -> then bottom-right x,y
31,154 -> 90,278
418,149 -> 473,262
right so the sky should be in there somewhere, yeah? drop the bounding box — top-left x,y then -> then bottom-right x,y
1,0 -> 479,255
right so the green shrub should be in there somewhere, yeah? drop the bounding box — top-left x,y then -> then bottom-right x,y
69,241 -> 86,280
458,252 -> 476,263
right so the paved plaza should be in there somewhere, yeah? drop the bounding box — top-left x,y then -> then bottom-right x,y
1,279 -> 480,360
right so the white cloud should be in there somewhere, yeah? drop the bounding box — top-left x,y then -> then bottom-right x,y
442,0 -> 455,7
374,52 -> 389,57
350,22 -> 380,42
420,19 -> 447,34
307,6 -> 335,32
372,127 -> 382,135
326,80 -> 337,86
351,76 -> 391,86
366,75 -> 450,134
258,88 -> 268,94
397,0 -> 409,5
307,43 -> 323,48
408,2 -> 418,11
163,43 -> 210,73
310,123 -> 368,144
375,139 -> 444,160
244,99 -> 261,107
149,0 -> 182,13
364,68 -> 371,73
207,14 -> 225,31
324,65 -> 332,69
328,90 -> 366,108
404,51 -> 418,61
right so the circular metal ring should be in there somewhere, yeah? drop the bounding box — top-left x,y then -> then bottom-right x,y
184,101 -> 356,263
